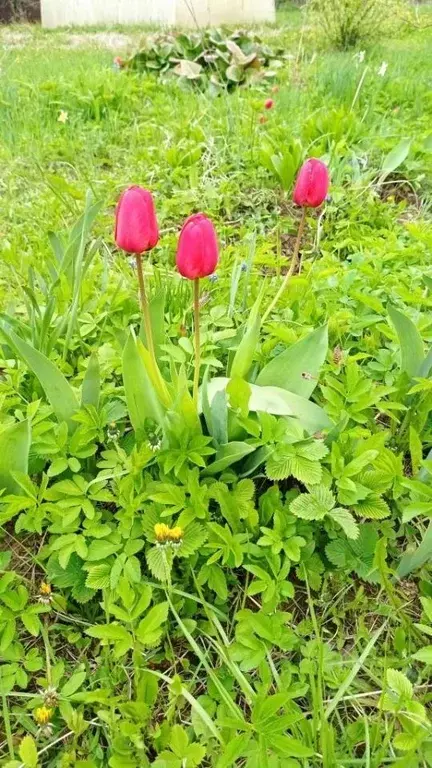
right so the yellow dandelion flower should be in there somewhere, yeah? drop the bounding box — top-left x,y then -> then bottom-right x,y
154,523 -> 171,543
168,526 -> 183,543
34,706 -> 52,725
39,582 -> 52,595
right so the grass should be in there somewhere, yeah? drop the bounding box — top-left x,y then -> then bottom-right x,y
0,3 -> 432,767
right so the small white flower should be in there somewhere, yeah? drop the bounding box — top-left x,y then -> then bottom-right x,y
58,110 -> 68,124
354,50 -> 366,63
377,61 -> 388,77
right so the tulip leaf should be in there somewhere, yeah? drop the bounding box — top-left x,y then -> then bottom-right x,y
381,138 -> 411,176
207,377 -> 332,435
397,521 -> 432,579
81,353 -> 100,410
150,286 -> 166,364
388,305 -> 424,378
139,286 -> 166,366
256,325 -> 328,397
203,442 -> 256,476
0,325 -> 79,433
419,346 -> 432,379
210,390 -> 229,446
240,446 -> 272,478
201,368 -> 214,437
230,289 -> 263,380
122,329 -> 165,441
137,338 -> 172,408
0,419 -> 31,495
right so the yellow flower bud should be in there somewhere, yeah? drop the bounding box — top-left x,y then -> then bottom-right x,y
34,706 -> 52,725
154,523 -> 171,543
169,526 -> 184,542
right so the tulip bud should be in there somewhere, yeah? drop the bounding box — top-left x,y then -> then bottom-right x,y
264,98 -> 274,110
293,158 -> 330,208
115,186 -> 159,254
176,213 -> 219,280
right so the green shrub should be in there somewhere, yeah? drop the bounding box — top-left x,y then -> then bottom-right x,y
308,0 -> 408,49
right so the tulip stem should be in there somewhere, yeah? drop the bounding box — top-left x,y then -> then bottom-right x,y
135,253 -> 156,363
193,278 -> 201,410
262,207 -> 307,324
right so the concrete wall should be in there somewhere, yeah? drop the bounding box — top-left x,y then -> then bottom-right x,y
41,0 -> 275,28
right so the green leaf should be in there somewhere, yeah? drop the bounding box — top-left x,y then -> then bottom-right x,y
86,623 -> 132,642
270,152 -> 296,191
86,540 -> 120,561
209,390 -> 228,445
0,419 -> 31,494
386,668 -> 413,699
207,378 -> 332,435
122,328 -> 165,439
420,596 -> 432,623
85,563 -> 111,590
256,325 -> 328,397
215,734 -> 251,768
270,734 -> 313,757
352,496 -> 390,520
170,724 -> 189,756
142,286 -> 166,364
0,326 -> 79,432
81,353 -> 100,410
201,368 -> 214,438
412,646 -> 432,664
18,735 -> 38,768
174,59 -> 202,79
226,64 -> 244,83
61,669 -> 86,697
230,290 -> 263,380
203,442 -> 256,476
178,522 -> 207,557
21,612 -> 41,637
392,733 -> 418,752
137,602 -> 169,647
146,546 -> 172,582
329,508 -> 359,540
388,305 -> 424,378
381,137 -> 411,176
397,521 -> 432,579
266,447 -> 322,485
409,426 -> 423,475
226,378 -> 251,417
290,486 -> 335,520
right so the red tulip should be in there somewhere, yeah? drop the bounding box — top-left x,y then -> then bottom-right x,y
293,158 -> 329,208
176,213 -> 219,280
115,186 -> 159,254
264,98 -> 274,110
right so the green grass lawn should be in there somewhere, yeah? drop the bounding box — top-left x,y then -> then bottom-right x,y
1,5 -> 432,767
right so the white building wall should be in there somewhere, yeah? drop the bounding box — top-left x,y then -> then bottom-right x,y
175,0 -> 276,26
41,0 -> 175,28
41,0 -> 275,28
